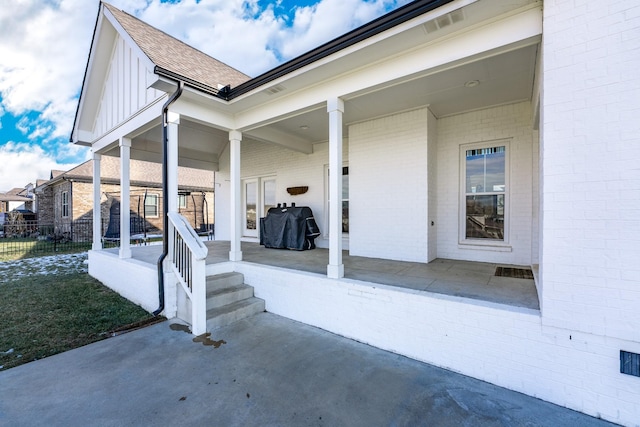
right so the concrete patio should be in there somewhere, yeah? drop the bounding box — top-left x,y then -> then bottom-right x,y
117,240 -> 540,310
0,313 -> 615,426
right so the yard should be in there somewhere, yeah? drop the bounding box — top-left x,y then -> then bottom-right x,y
0,252 -> 160,370
0,238 -> 93,262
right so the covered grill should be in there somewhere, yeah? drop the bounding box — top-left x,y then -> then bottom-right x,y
260,205 -> 320,250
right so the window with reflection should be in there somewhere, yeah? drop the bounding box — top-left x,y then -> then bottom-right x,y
245,181 -> 257,230
464,145 -> 506,240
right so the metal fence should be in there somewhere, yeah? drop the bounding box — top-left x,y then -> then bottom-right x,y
0,216 -> 212,261
0,219 -> 119,260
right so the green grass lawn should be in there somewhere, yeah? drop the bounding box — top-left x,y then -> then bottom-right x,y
0,253 -> 160,371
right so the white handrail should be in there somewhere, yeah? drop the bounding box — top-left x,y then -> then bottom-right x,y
167,212 -> 208,335
168,212 -> 207,260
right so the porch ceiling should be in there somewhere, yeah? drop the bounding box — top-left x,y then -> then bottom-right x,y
103,117 -> 228,171
102,0 -> 539,164
258,43 -> 539,145
110,42 -> 538,165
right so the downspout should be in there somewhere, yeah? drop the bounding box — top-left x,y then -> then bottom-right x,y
69,180 -> 73,240
154,81 -> 184,317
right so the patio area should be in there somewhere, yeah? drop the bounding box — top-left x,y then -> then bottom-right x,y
117,241 -> 540,310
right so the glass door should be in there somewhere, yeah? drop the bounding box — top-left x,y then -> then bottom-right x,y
243,179 -> 258,237
262,178 -> 276,217
243,177 -> 276,238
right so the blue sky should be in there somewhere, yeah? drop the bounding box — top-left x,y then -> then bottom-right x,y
0,0 -> 410,192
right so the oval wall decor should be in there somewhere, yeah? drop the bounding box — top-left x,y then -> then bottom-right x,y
286,186 -> 308,195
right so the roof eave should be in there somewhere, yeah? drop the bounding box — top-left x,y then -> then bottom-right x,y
154,67 -> 221,98
225,0 -> 456,100
69,2 -> 103,143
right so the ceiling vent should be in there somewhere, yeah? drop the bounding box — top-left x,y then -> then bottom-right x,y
423,9 -> 465,33
264,84 -> 286,95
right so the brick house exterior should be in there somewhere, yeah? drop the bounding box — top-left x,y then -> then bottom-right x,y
69,1 -> 640,424
35,156 -> 214,241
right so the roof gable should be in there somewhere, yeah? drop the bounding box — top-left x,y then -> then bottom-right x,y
72,2 -> 250,145
103,3 -> 250,90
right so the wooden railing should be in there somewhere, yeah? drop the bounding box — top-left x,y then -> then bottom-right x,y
168,212 -> 208,335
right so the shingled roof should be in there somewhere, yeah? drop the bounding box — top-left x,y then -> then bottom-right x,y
103,2 -> 251,91
40,157 -> 214,192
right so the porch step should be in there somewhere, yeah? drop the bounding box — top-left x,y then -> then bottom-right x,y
206,284 -> 255,310
205,272 -> 265,330
206,272 -> 245,291
206,297 -> 265,330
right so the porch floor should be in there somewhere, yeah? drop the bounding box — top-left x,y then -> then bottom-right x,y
120,241 -> 540,310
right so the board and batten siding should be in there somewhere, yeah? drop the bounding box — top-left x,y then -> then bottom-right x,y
92,35 -> 163,138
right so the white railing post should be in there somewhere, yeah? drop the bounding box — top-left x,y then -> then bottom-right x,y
167,212 -> 208,336
191,257 -> 207,335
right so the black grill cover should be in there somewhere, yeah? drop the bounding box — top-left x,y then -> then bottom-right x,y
260,206 -> 320,250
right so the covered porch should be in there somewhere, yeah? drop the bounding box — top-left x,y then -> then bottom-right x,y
109,240 -> 539,311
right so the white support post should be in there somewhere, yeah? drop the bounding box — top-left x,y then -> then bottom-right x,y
229,130 -> 243,261
119,137 -> 132,259
167,111 -> 180,214
92,151 -> 102,251
327,97 -> 344,278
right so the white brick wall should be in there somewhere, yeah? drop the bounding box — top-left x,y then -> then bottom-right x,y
437,102 -> 537,265
234,263 -> 640,426
541,0 -> 640,342
349,108 -> 430,262
217,103 -> 538,265
88,250 -> 174,315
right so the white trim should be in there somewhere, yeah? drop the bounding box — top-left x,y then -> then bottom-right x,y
242,178 -> 259,238
458,139 -> 510,247
323,164 -> 349,239
144,193 -> 160,218
61,191 -> 70,218
242,175 -> 277,239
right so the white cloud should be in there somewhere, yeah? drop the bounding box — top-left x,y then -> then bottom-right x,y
0,0 -> 408,148
110,0 -> 409,76
0,0 -> 97,138
0,142 -> 88,192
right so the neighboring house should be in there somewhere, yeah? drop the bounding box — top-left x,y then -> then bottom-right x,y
69,1 -> 639,425
35,156 -> 214,240
0,186 -> 34,213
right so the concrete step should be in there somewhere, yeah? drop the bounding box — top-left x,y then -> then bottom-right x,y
206,272 -> 244,291
206,284 -> 254,310
206,297 -> 265,330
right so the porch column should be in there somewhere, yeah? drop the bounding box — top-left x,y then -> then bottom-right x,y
119,137 -> 132,259
92,151 -> 102,251
229,130 -> 242,261
167,111 -> 180,214
327,97 -> 344,278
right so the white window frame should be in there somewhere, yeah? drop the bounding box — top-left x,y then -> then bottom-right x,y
459,140 -> 510,248
242,178 -> 259,238
61,191 -> 69,218
144,193 -> 159,218
262,178 -> 277,218
178,194 -> 187,209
